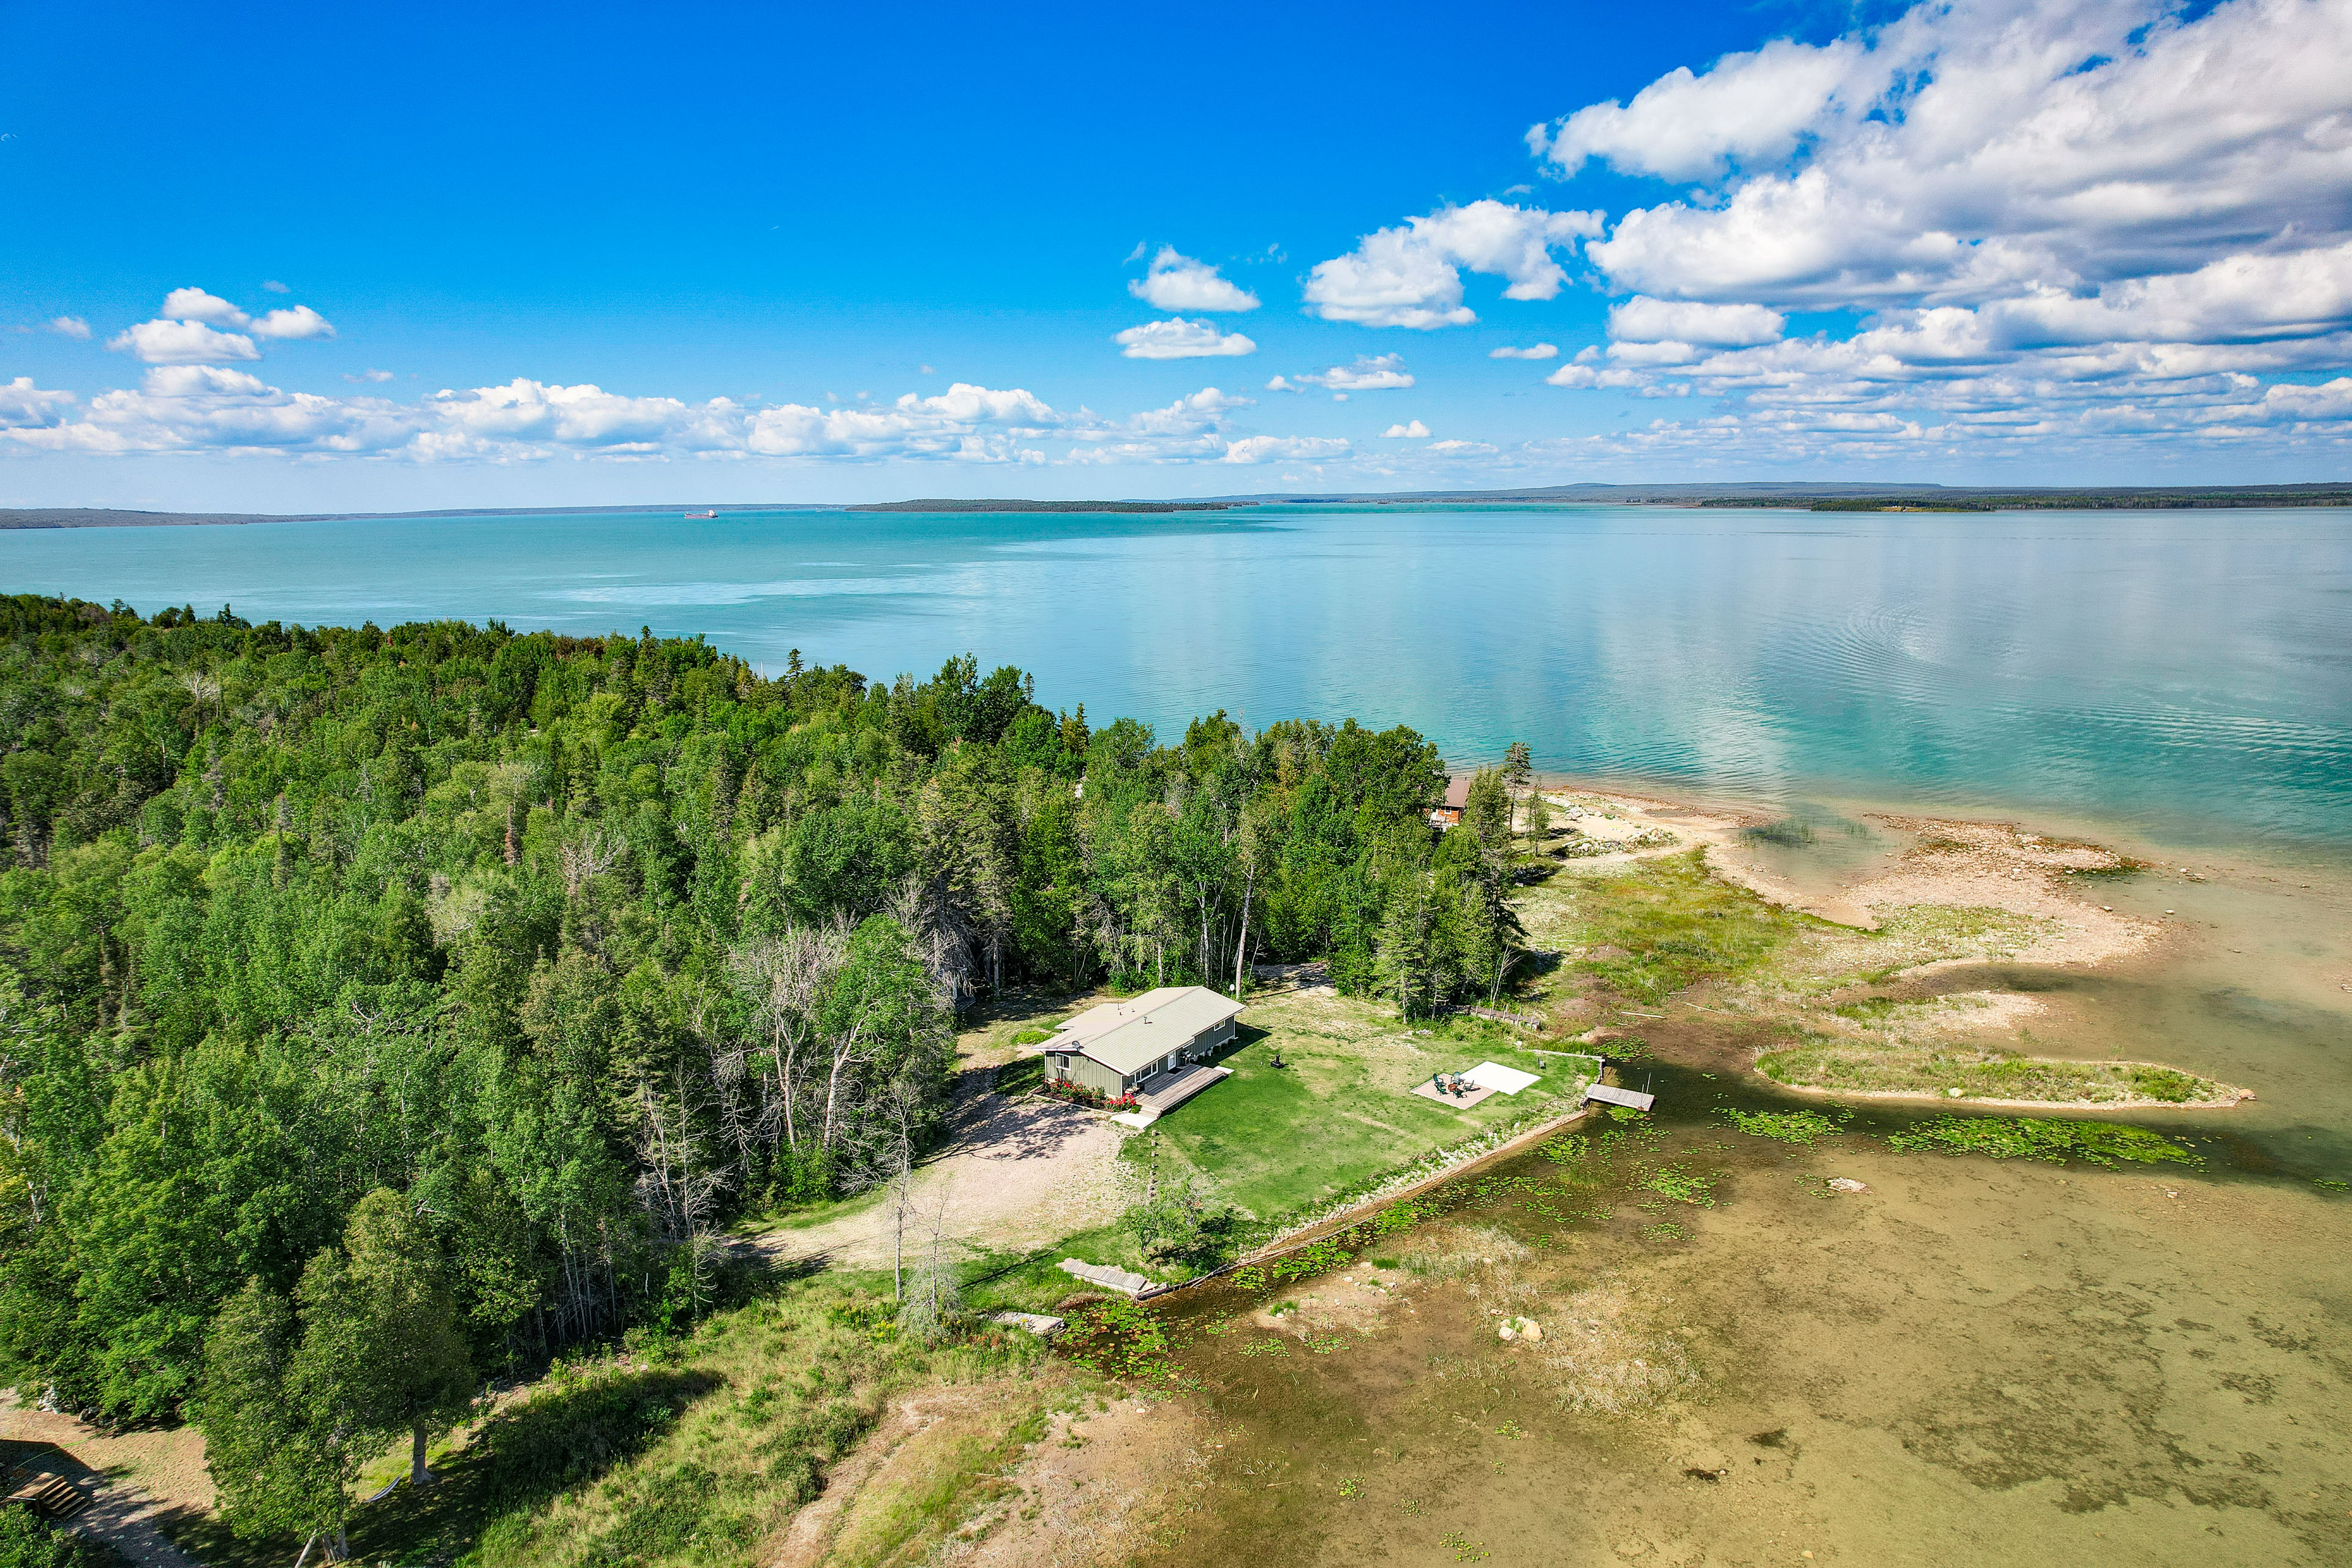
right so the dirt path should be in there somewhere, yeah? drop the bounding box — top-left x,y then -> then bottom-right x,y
744,1085 -> 1128,1270
0,1396 -> 206,1568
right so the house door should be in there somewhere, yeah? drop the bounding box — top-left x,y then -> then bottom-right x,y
1166,1052 -> 1178,1074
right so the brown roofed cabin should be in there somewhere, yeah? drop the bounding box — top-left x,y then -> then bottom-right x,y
1430,774 -> 1471,828
1040,986 -> 1243,1109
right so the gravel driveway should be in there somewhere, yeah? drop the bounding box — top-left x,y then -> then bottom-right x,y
745,1084 -> 1128,1269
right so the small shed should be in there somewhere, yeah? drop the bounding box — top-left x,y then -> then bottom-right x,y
1039,986 -> 1243,1099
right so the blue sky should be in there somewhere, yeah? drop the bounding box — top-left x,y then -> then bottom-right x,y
4,0 -> 2348,508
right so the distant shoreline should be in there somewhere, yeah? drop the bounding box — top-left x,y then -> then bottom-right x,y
5,481 -> 2347,530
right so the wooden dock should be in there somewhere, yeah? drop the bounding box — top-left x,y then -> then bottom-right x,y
1585,1082 -> 1656,1112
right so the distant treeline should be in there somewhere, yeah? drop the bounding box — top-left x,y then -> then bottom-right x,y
1686,487 -> 2352,511
845,499 -> 1241,513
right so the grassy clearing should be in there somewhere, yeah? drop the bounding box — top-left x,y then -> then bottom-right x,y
1770,905 -> 2053,995
1521,850 -> 1808,1003
1144,993 -> 1589,1226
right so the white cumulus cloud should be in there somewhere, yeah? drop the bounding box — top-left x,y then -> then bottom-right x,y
48,317 -> 91,340
1304,200 -> 1604,328
104,287 -> 336,364
107,319 -> 261,365
251,304 -> 336,341
1529,37 -> 1866,182
1488,343 -> 1558,360
1608,297 -> 1785,347
1556,0 -> 2352,309
1128,247 -> 1260,312
1112,317 -> 1259,360
1280,354 -> 1415,393
1220,435 -> 1351,464
1382,420 -> 1432,438
1507,0 -> 2352,465
161,288 -> 251,327
0,377 -> 78,429
0,365 -> 1371,470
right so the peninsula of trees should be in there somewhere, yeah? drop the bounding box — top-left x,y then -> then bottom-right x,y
0,594 -> 1528,1547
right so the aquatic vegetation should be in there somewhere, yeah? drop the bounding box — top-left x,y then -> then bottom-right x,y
1885,1115 -> 2203,1169
1368,1196 -> 1442,1235
1443,1532 -> 1493,1561
1716,1107 -> 1849,1145
1641,1221 -> 1689,1241
1061,1299 -> 1174,1381
1268,1238 -> 1352,1282
1337,1476 -> 1363,1498
1640,1165 -> 1717,1206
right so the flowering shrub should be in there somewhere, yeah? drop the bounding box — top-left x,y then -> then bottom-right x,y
1039,1080 -> 1139,1111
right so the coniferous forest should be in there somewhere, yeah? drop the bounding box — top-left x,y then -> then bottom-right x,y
0,595 -> 1529,1547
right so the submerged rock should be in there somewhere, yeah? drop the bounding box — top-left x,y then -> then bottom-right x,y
1827,1177 -> 1869,1193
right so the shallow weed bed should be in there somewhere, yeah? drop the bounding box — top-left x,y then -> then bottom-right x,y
1716,1107 -> 1850,1146
1887,1114 -> 2203,1168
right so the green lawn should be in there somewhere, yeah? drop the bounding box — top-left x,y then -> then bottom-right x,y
1144,997 -> 1593,1223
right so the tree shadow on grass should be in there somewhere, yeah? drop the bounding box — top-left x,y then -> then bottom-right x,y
168,1364 -> 727,1568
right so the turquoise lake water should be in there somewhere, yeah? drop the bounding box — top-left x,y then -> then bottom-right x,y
6,503 -> 2348,851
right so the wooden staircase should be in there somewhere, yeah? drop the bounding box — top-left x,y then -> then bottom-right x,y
4,1459 -> 91,1521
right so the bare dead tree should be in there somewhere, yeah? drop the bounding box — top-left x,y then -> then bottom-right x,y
888,875 -> 979,1014
559,828 -> 626,899
728,917 -> 853,1163
899,1175 -> 959,1341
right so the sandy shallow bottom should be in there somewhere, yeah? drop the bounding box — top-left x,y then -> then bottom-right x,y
1123,1127 -> 2351,1568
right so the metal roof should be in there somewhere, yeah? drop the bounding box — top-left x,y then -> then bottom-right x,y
1047,986 -> 1245,1076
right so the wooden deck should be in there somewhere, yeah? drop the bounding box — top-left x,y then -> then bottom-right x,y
1133,1063 -> 1231,1115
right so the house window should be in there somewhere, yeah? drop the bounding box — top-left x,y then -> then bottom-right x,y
1050,1054 -> 1066,1072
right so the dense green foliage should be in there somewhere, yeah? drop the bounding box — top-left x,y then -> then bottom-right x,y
1885,1115 -> 2202,1167
0,1505 -> 108,1568
0,594 -> 1520,1457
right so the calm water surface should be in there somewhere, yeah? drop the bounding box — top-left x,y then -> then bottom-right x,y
7,503 -> 2348,850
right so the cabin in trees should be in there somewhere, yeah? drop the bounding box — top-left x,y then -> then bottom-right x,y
1040,986 -> 1243,1113
1430,774 -> 1471,829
